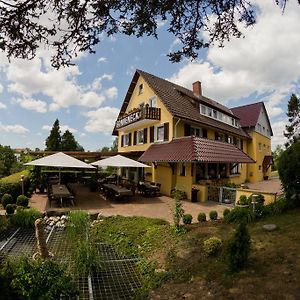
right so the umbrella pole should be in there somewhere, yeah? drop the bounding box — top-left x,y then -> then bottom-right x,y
59,167 -> 61,184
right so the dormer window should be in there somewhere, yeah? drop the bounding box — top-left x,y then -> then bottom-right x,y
138,83 -> 143,95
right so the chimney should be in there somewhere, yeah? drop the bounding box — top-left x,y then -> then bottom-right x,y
192,81 -> 202,97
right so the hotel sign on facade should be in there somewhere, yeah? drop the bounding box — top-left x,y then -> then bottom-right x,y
115,110 -> 141,129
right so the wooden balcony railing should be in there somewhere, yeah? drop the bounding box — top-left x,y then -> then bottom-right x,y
115,105 -> 161,129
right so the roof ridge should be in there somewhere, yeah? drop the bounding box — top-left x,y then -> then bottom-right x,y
231,101 -> 263,110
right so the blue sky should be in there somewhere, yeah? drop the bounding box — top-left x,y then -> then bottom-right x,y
0,1 -> 299,151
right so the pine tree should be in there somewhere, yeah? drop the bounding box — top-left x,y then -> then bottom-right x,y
284,94 -> 300,148
45,119 -> 61,151
61,130 -> 84,151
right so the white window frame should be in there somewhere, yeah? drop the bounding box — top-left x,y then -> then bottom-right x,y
138,83 -> 143,95
230,163 -> 240,175
124,134 -> 130,147
148,96 -> 157,107
179,162 -> 186,176
190,126 -> 202,137
137,129 -> 144,144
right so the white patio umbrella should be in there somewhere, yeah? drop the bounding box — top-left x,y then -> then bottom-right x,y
25,152 -> 96,183
91,154 -> 149,168
91,154 -> 149,185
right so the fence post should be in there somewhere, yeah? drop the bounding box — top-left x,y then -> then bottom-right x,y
219,187 -> 223,203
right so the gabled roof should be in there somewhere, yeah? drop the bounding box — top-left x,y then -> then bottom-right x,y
139,136 -> 255,164
116,70 -> 249,138
231,102 -> 273,135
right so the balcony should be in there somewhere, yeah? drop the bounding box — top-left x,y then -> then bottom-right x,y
115,105 -> 161,130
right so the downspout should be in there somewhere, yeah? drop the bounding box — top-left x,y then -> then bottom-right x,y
174,119 -> 181,138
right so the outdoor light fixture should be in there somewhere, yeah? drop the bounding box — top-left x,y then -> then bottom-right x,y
20,174 -> 25,195
251,194 -> 258,213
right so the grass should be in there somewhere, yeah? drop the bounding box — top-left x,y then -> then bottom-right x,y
91,209 -> 300,299
0,170 -> 29,183
270,170 -> 279,178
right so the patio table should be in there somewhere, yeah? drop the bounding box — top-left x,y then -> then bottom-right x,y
141,183 -> 160,197
102,183 -> 132,200
52,184 -> 72,207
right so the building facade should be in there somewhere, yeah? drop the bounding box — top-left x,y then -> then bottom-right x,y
113,70 -> 273,201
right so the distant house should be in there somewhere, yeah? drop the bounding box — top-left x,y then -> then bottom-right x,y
113,70 -> 273,201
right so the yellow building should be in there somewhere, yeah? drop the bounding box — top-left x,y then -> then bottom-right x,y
113,70 -> 273,201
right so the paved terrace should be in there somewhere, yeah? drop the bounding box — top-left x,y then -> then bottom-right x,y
29,183 -> 227,224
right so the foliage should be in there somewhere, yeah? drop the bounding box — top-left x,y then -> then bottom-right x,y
0,1 -> 272,68
0,144 -> 19,177
182,214 -> 193,225
1,193 -> 14,208
0,215 -> 9,232
5,204 -> 15,215
171,188 -> 186,200
45,119 -> 61,151
66,210 -> 98,274
262,197 -> 289,216
238,195 -> 250,205
173,193 -> 185,228
11,207 -> 42,228
284,94 -> 300,148
203,236 -> 222,257
226,222 -> 251,273
209,210 -> 218,220
224,207 -> 256,224
223,208 -> 231,218
278,140 -> 300,206
197,212 -> 206,222
16,195 -> 29,207
61,130 -> 84,151
0,257 -> 78,300
90,216 -> 174,257
0,170 -> 30,183
272,145 -> 284,171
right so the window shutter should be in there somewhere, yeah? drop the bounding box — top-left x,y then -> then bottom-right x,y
184,124 -> 191,136
164,122 -> 169,141
202,129 -> 207,138
128,133 -> 132,146
121,135 -> 124,147
143,128 -> 148,144
133,131 -> 137,145
150,126 -> 154,143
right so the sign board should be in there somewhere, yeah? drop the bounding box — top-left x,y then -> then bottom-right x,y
116,111 -> 141,129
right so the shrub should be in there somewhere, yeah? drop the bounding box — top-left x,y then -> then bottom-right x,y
197,212 -> 206,222
5,204 -> 15,215
278,140 -> 300,206
203,236 -> 222,256
171,189 -> 186,200
238,195 -> 249,205
226,222 -> 251,273
11,208 -> 42,228
16,195 -> 29,207
182,214 -> 192,225
173,195 -> 184,228
224,207 -> 255,224
262,197 -> 289,216
223,208 -> 231,217
209,210 -> 218,220
1,193 -> 13,208
0,256 -> 78,299
0,215 -> 9,232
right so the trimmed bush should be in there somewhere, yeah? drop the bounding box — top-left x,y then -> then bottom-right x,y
238,195 -> 249,205
182,214 -> 193,225
1,193 -> 13,208
197,212 -> 206,222
11,208 -> 42,228
226,222 -> 251,273
5,204 -> 15,215
209,210 -> 218,220
223,208 -> 231,217
203,236 -> 222,256
224,207 -> 255,224
16,195 -> 29,207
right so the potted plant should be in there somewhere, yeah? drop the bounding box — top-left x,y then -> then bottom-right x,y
236,195 -> 250,208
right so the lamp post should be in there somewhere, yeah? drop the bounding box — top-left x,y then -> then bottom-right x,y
20,174 -> 24,195
251,194 -> 258,213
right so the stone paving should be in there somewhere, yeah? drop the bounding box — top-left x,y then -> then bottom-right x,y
246,178 -> 283,194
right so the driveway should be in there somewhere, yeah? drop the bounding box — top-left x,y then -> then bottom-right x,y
29,184 -> 227,224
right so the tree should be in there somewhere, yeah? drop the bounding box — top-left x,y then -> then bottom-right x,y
0,145 -> 18,177
110,138 -> 118,152
284,94 -> 300,148
278,140 -> 300,206
45,119 -> 61,151
61,130 -> 84,152
271,145 -> 284,171
0,0 -> 293,69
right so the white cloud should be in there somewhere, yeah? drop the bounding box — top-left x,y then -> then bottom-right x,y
105,87 -> 118,99
13,97 -> 47,113
0,102 -> 6,109
271,119 -> 288,149
0,122 -> 29,134
97,57 -> 107,63
84,106 -> 119,133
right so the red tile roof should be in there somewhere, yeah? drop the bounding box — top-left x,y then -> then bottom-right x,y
139,136 -> 255,163
231,102 -> 263,127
